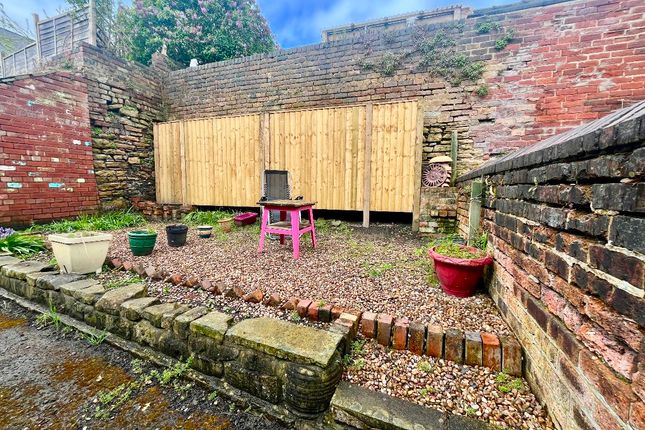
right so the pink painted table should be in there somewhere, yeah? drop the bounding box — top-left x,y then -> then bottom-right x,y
257,199 -> 317,260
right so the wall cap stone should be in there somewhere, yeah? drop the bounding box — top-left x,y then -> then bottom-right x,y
457,100 -> 645,182
226,317 -> 342,367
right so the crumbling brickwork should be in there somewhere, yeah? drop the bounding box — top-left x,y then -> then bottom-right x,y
0,72 -> 99,226
456,103 -> 644,430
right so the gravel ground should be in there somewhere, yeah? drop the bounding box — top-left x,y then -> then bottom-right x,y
108,222 -> 511,335
344,339 -> 553,430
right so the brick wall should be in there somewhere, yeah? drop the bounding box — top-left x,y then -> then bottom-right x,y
456,103 -> 644,430
70,44 -> 172,210
0,73 -> 99,226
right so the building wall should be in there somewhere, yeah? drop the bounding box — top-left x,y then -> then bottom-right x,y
164,0 -> 645,174
0,72 -> 99,226
456,105 -> 644,430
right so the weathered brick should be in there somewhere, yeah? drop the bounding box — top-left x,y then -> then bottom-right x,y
318,304 -> 333,322
393,318 -> 409,350
376,314 -> 394,347
579,350 -> 636,421
307,302 -> 320,321
464,332 -> 482,366
544,249 -> 570,280
425,324 -> 444,358
609,215 -> 645,254
444,329 -> 464,364
589,245 -> 643,288
296,299 -> 312,318
408,321 -> 425,355
481,332 -> 501,371
360,311 -> 377,339
592,183 -> 643,213
565,211 -> 609,237
501,336 -> 522,376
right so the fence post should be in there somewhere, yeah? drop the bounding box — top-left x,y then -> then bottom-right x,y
362,103 -> 373,227
412,102 -> 424,232
260,113 -> 269,195
450,131 -> 458,186
88,0 -> 97,46
467,180 -> 483,246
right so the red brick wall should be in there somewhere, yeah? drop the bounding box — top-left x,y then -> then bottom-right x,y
456,105 -> 644,430
0,73 -> 99,226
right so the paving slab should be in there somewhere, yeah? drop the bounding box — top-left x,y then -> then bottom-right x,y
225,317 -> 342,367
1,261 -> 52,280
120,297 -> 161,321
141,302 -> 189,328
95,284 -> 147,315
331,381 -> 493,430
59,279 -> 100,296
190,311 -> 233,344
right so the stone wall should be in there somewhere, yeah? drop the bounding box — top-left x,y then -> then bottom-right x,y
0,256 -> 344,423
0,72 -> 99,226
419,187 -> 458,235
70,44 -> 174,210
456,102 -> 644,429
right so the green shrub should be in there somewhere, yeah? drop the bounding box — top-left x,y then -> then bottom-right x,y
0,233 -> 45,255
182,210 -> 233,226
28,210 -> 145,233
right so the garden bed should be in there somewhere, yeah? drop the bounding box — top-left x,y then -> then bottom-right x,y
107,222 -> 511,335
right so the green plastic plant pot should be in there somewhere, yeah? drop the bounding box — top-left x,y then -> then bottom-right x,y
127,230 -> 157,256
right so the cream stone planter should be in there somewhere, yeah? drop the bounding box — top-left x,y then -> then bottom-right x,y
49,232 -> 113,274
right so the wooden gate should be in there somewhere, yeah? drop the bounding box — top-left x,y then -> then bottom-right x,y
154,101 -> 422,220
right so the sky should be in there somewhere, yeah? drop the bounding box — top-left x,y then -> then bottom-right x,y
4,0 -> 513,48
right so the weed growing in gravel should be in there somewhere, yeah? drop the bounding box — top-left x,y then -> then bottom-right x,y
495,372 -> 524,393
36,303 -> 62,330
418,361 -> 433,373
365,262 -> 394,278
317,299 -> 326,307
105,274 -> 143,290
208,391 -> 218,402
343,340 -> 367,370
84,330 -> 109,346
465,406 -> 478,416
290,311 -> 301,322
419,387 -> 434,397
347,239 -> 376,257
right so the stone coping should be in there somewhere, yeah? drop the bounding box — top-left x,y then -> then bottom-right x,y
332,381 -> 494,430
226,318 -> 343,368
107,256 -> 524,376
457,100 -> 645,182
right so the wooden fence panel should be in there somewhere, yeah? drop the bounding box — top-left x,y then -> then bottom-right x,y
154,101 -> 419,213
370,101 -> 417,212
267,106 -> 366,211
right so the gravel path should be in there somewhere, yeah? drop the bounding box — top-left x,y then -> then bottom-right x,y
108,223 -> 510,335
344,340 -> 552,430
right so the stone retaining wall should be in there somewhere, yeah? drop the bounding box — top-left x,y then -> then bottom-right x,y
0,256 -> 345,421
456,102 -> 644,429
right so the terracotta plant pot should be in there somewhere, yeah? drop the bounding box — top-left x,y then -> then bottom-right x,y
197,225 -> 213,238
218,218 -> 234,233
428,246 -> 493,298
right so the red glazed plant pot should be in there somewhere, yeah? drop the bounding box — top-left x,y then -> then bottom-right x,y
428,246 -> 493,298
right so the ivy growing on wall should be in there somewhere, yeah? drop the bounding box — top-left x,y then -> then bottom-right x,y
357,20 -> 516,88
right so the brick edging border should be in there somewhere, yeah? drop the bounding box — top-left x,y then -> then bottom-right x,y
108,257 -> 523,376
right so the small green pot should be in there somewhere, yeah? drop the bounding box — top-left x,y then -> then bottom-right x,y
128,230 -> 157,256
